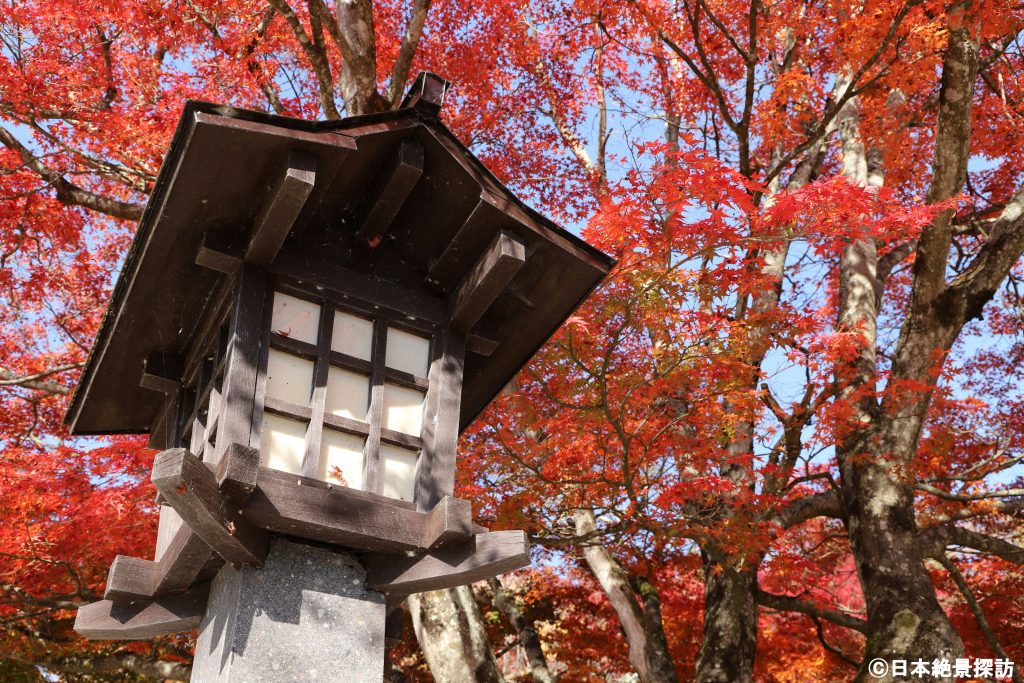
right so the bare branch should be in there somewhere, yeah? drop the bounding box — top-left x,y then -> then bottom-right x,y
386,0 -> 433,107
920,525 -> 1024,564
916,482 -> 1024,504
0,125 -> 143,221
946,186 -> 1024,312
755,588 -> 867,633
264,0 -> 341,119
935,555 -> 1024,683
240,6 -> 287,114
0,363 -> 82,395
812,615 -> 860,668
774,491 -> 843,529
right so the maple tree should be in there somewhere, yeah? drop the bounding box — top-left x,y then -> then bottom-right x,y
2,0 -> 1024,681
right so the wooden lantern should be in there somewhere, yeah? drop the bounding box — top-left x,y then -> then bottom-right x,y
69,73 -> 614,640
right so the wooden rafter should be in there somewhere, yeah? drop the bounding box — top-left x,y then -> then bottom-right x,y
449,230 -> 526,333
195,232 -> 243,275
245,149 -> 317,267
139,351 -> 183,394
356,137 -> 424,246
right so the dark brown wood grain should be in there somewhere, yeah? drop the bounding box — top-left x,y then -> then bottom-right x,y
243,466 -> 425,552
103,556 -> 159,602
152,449 -> 267,567
449,231 -> 526,333
216,266 -> 267,461
153,523 -> 216,597
244,149 -> 317,267
301,304 -> 333,480
414,329 -> 464,512
271,258 -> 449,326
195,232 -> 243,275
425,195 -> 488,289
364,531 -> 530,596
139,351 -> 183,395
75,582 -> 210,641
362,319 -> 388,495
466,334 -> 499,357
215,443 -> 260,505
356,137 -> 424,245
423,495 -> 474,548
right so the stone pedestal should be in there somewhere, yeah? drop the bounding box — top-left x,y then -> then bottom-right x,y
191,538 -> 386,682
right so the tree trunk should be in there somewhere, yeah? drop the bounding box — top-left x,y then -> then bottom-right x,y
841,441 -> 964,683
488,577 -> 557,683
573,510 -> 678,683
408,586 -> 506,683
834,18 -> 987,679
694,550 -> 759,683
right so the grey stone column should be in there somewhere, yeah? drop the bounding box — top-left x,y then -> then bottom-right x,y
191,537 -> 386,682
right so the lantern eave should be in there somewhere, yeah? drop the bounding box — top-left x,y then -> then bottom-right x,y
65,99 -> 614,437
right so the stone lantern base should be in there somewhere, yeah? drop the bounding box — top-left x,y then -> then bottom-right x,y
191,537 -> 386,682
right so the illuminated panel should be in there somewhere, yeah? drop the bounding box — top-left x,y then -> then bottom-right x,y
260,413 -> 307,475
332,310 -> 373,360
385,327 -> 430,377
320,429 -> 366,489
271,292 -> 320,344
266,349 -> 314,407
325,367 -> 369,420
382,384 -> 425,437
380,444 -> 419,502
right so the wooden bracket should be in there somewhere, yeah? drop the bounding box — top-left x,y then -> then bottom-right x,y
356,138 -> 424,247
425,195 -> 487,290
152,448 -> 267,568
195,232 -> 244,275
422,495 -> 475,549
139,352 -> 183,394
449,231 -> 526,333
103,501 -> 225,602
153,522 -> 218,596
466,334 -> 499,357
215,442 -> 260,505
365,531 -> 530,596
76,582 -> 210,641
103,556 -> 159,602
244,150 -> 317,267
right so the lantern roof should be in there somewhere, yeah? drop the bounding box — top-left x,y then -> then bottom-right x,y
66,84 -> 614,436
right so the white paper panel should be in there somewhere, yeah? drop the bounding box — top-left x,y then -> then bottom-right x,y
385,327 -> 430,377
380,444 -> 419,502
325,367 -> 369,420
266,349 -> 314,407
332,310 -> 373,360
382,384 -> 425,436
320,430 -> 365,489
271,292 -> 320,344
260,413 -> 307,475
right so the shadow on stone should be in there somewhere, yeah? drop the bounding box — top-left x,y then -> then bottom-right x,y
192,537 -> 385,682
